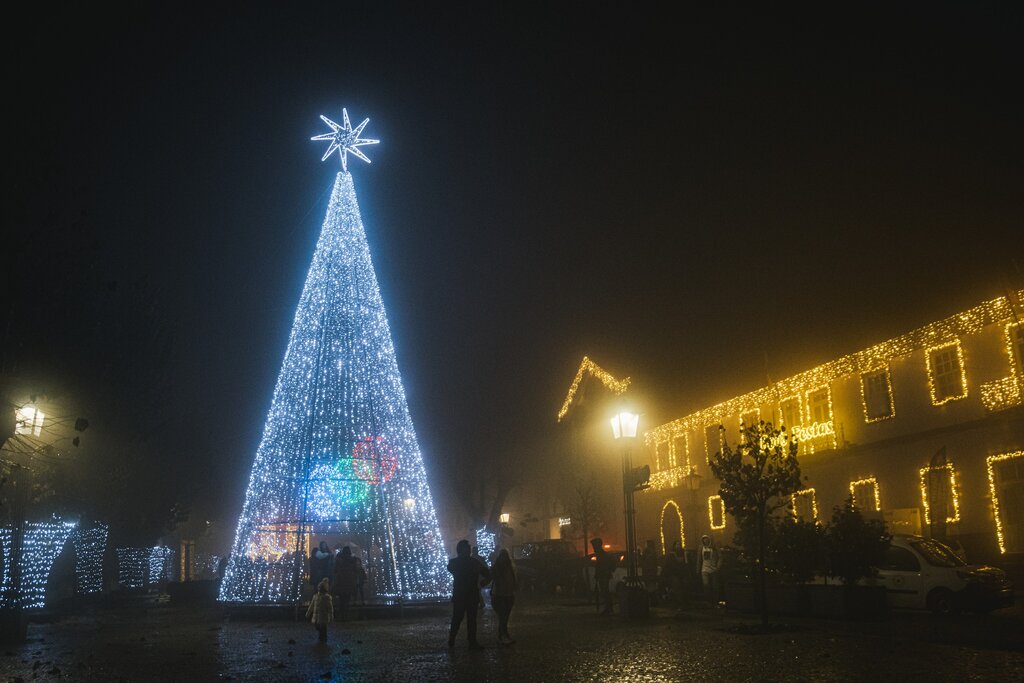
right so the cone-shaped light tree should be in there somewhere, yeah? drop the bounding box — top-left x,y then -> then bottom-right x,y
219,110 -> 449,603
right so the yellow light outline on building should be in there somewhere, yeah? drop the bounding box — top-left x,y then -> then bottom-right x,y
557,356 -> 630,422
919,463 -> 961,525
849,477 -> 881,512
987,451 -> 1023,554
644,291 -> 1022,447
708,495 -> 726,530
860,366 -> 896,423
925,340 -> 968,406
791,488 -> 818,521
659,500 -> 685,553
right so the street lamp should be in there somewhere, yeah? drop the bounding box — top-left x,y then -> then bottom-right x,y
610,409 -> 649,617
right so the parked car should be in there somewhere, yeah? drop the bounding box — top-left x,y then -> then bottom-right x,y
872,534 -> 1014,615
511,540 -> 579,593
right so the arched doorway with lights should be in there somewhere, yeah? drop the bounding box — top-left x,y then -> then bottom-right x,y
660,500 -> 685,555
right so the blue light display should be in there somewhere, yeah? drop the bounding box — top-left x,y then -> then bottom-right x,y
220,111 -> 448,603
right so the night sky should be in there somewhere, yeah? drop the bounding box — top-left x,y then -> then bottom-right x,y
8,3 -> 1023,545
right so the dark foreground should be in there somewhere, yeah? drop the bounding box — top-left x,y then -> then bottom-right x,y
2,595 -> 1022,682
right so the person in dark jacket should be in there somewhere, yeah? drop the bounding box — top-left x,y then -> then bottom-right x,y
310,541 -> 333,591
591,537 -> 614,615
447,539 -> 491,649
489,548 -> 518,644
333,546 -> 358,620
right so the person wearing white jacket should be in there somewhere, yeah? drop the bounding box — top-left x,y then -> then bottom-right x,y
698,535 -> 723,606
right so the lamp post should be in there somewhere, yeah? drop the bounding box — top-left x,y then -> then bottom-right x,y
610,410 -> 649,617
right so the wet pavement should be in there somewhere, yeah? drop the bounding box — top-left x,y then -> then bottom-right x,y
1,594 -> 1022,682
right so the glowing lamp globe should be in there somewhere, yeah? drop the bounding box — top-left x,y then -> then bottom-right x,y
610,411 -> 640,440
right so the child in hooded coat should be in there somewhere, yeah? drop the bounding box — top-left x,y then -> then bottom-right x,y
306,578 -> 334,642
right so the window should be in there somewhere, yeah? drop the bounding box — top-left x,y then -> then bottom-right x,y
655,441 -> 669,471
791,488 -> 818,521
849,477 -> 881,511
880,546 -> 921,572
780,396 -> 802,430
806,387 -> 832,424
1010,323 -> 1024,381
708,495 -> 726,530
909,539 -> 966,568
861,368 -> 895,422
919,463 -> 960,524
704,424 -> 723,461
988,451 -> 1024,554
927,341 -> 967,405
671,434 -> 687,469
15,406 -> 44,437
740,409 -> 760,442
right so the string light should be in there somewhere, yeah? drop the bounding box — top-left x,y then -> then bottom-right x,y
791,488 -> 818,521
117,548 -> 148,588
193,553 -> 222,579
475,527 -> 496,561
646,291 -> 1022,450
859,366 -> 896,423
707,495 -> 726,530
739,409 -> 760,443
925,340 -> 968,406
557,356 -> 630,422
790,421 -> 835,443
648,466 -> 688,492
310,109 -> 379,172
800,386 -> 836,454
221,120 -> 448,603
849,477 -> 881,512
980,322 -> 1023,411
919,463 -> 961,525
72,525 -> 108,594
0,521 -> 77,608
149,545 -> 174,584
987,451 -> 1023,554
670,434 -> 686,469
703,424 -> 725,464
659,500 -> 684,553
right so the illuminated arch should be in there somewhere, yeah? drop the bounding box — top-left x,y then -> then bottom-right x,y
660,500 -> 685,554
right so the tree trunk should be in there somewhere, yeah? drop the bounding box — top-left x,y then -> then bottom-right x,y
758,507 -> 767,625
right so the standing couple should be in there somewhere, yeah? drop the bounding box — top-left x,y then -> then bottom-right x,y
447,539 -> 518,648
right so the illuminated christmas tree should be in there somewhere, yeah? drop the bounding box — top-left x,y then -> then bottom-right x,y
219,110 -> 449,603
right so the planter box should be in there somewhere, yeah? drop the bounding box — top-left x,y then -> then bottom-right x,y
808,584 -> 888,619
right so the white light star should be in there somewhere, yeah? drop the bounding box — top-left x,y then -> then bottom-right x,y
311,108 -> 380,172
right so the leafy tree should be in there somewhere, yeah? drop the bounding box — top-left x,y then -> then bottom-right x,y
825,496 -> 891,586
710,421 -> 802,621
770,517 -> 825,584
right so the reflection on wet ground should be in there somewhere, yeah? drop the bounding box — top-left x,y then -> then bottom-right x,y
1,596 -> 1022,681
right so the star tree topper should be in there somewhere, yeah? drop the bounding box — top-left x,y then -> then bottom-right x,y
311,108 -> 380,171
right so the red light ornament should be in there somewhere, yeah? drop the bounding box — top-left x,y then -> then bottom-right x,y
351,436 -> 398,485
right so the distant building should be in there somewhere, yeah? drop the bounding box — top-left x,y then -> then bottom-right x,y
638,291 -> 1024,566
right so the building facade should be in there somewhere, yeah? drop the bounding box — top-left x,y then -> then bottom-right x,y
637,291 -> 1024,567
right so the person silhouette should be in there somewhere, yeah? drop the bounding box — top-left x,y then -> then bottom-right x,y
447,539 -> 491,649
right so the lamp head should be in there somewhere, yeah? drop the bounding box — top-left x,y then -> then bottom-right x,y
610,410 -> 640,440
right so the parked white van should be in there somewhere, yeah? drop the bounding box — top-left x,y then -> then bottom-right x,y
872,535 -> 1014,614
